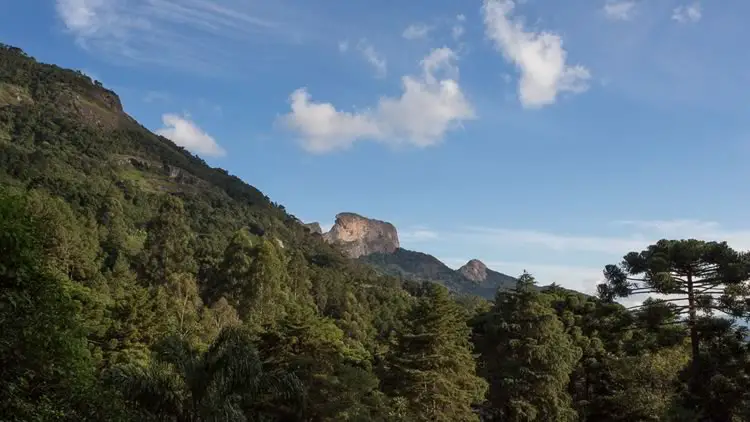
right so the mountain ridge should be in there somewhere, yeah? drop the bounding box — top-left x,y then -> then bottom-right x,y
310,213 -> 521,298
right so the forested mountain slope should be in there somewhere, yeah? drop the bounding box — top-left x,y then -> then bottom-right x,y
3,43 -> 750,422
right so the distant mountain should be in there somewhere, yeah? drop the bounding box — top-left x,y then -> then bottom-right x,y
310,213 -> 526,299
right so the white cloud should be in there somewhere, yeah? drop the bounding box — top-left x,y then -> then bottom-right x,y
672,2 -> 702,23
280,47 -> 475,153
456,14 -> 466,22
356,40 -> 387,78
338,40 -> 349,52
57,0 -> 106,35
481,0 -> 591,108
402,23 -> 432,40
603,0 -> 637,21
156,113 -> 226,157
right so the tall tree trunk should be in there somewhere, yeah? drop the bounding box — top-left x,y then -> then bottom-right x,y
687,272 -> 699,393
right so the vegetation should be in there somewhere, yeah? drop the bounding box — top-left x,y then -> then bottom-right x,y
3,43 -> 750,421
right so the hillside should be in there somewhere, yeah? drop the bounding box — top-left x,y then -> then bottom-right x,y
0,43 -> 353,267
0,42 -> 422,420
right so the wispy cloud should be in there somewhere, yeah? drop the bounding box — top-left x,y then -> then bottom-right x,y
481,0 -> 591,108
156,113 -> 226,157
403,23 -> 433,40
401,227 -> 440,242
280,47 -> 474,153
672,2 -> 702,23
462,226 -> 647,255
460,219 -> 750,255
452,14 -> 466,40
143,91 -> 171,103
356,39 -> 387,78
55,0 -> 296,73
603,0 -> 637,21
441,218 -> 750,297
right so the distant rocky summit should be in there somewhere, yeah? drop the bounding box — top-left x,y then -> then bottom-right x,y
459,259 -> 489,282
322,212 -> 400,259
308,212 -> 521,299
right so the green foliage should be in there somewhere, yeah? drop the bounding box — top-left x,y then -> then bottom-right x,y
386,282 -> 488,421
474,272 -> 582,421
0,189 -> 95,420
107,326 -> 303,421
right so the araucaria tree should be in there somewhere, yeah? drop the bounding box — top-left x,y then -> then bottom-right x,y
597,239 -> 750,379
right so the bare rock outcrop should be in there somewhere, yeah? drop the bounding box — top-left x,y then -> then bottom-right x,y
459,259 -> 489,282
323,212 -> 399,258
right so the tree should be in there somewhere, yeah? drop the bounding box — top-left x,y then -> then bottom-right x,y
672,317 -> 750,421
256,306 -> 384,421
161,272 -> 206,344
108,327 -> 303,421
141,195 -> 197,284
474,272 -> 581,421
217,229 -> 291,325
202,297 -> 241,342
387,282 -> 488,422
597,239 -> 750,387
0,189 -> 95,420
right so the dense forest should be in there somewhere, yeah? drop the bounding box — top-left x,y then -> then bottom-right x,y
2,43 -> 750,421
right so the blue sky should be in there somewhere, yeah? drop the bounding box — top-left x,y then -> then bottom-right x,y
3,0 -> 750,295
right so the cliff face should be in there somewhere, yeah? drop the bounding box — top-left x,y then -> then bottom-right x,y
323,212 -> 400,258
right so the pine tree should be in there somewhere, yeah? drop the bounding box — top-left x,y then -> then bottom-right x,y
474,272 -> 581,421
387,282 -> 488,422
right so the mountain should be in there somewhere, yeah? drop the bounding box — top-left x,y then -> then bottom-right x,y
313,212 -> 520,299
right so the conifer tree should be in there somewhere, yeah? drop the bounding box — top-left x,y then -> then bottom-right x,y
474,272 -> 581,421
387,282 -> 488,422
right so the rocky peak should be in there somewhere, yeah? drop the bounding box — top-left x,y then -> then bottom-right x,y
322,212 -> 399,259
459,259 -> 489,282
303,222 -> 323,235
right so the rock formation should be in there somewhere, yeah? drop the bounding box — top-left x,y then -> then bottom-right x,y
459,259 -> 489,282
323,212 -> 399,258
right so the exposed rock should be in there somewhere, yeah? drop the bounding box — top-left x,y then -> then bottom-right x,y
0,83 -> 32,106
323,212 -> 399,258
303,222 -> 323,235
459,259 -> 489,282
